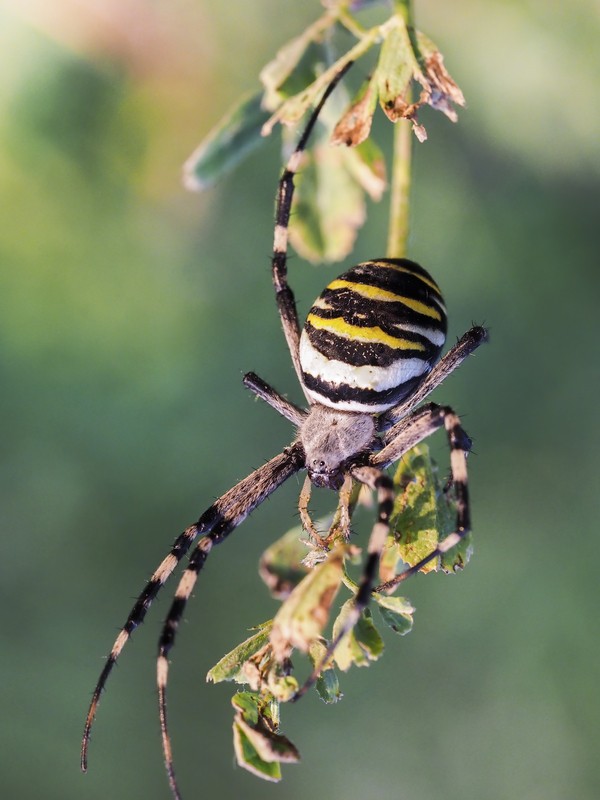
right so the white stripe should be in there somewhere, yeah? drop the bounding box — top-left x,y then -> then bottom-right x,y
111,629 -> 129,658
450,447 -> 468,483
303,387 -> 392,413
438,532 -> 462,553
157,654 -> 169,688
154,553 -> 178,584
273,223 -> 288,254
392,321 -> 446,347
287,150 -> 303,174
299,331 -> 430,394
175,569 -> 197,599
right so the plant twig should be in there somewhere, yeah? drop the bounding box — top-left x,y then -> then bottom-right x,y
386,112 -> 412,258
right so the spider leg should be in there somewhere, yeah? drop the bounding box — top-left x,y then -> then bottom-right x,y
81,444 -> 304,778
243,371 -> 307,426
271,64 -> 351,386
81,527 -> 199,771
334,474 -> 354,541
293,465 -> 394,700
294,404 -> 471,699
380,325 -> 488,431
298,475 -> 321,544
375,402 -> 449,467
300,475 -> 356,569
373,405 -> 471,592
156,443 -> 305,800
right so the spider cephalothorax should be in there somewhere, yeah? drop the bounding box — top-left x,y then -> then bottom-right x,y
82,67 -> 487,800
299,405 -> 376,488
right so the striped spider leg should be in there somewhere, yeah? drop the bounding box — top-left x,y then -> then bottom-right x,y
83,59 -> 487,800
81,445 -> 304,775
294,400 -> 476,701
293,327 -> 487,700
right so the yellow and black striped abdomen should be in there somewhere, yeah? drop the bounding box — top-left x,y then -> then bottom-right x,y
299,258 -> 447,413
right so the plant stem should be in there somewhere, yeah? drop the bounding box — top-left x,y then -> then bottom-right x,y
386,0 -> 414,258
386,115 -> 412,258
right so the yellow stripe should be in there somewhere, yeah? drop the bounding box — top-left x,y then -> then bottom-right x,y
306,313 -> 426,350
369,260 -> 443,296
326,279 -> 442,321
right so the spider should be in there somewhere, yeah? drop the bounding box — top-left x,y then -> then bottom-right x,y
81,65 -> 487,799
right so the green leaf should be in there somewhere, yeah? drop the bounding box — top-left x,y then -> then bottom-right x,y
208,621 -> 299,700
380,444 -> 472,582
343,137 -> 387,201
259,526 -> 311,599
231,690 -> 262,725
183,91 -> 270,191
391,444 -> 443,570
375,18 -> 417,121
232,723 -> 282,782
373,593 -> 414,635
259,12 -> 337,109
332,601 -> 384,672
309,640 -> 342,704
207,622 -> 273,684
438,484 -> 473,574
261,31 -> 381,136
270,545 -> 345,661
289,141 -> 365,262
231,692 -> 299,781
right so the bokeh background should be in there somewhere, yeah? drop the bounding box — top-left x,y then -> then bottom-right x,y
1,1 -> 599,798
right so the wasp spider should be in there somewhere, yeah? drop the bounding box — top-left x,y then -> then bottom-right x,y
82,66 -> 487,798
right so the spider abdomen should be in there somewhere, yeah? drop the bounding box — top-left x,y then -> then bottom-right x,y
299,258 -> 447,413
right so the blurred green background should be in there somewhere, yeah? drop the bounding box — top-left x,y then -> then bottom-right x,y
1,1 -> 599,798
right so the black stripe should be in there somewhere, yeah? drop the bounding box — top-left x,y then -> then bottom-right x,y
159,597 -> 186,654
123,579 -> 161,634
275,173 -> 293,229
375,476 -> 394,524
317,288 -> 445,334
347,258 -> 443,302
302,370 -> 425,408
308,297 -> 443,349
304,321 -> 433,366
336,260 -> 446,316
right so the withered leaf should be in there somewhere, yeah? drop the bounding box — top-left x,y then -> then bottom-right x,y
270,545 -> 345,662
331,76 -> 378,147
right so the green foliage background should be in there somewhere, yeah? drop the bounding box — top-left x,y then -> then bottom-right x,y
1,1 -> 598,798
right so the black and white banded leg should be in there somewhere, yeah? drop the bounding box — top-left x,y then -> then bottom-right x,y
81,526 -> 200,771
81,444 -> 304,780
293,465 -> 395,700
243,371 -> 306,427
270,64 -> 352,387
295,404 -> 471,699
156,444 -> 304,800
374,405 -> 471,592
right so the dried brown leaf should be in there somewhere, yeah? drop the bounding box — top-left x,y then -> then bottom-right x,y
331,77 -> 378,147
270,545 -> 345,662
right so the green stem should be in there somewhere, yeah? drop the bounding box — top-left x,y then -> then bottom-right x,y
386,115 -> 412,258
393,0 -> 413,27
386,0 -> 415,258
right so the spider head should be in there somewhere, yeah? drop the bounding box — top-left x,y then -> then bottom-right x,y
300,404 -> 376,491
307,462 -> 344,490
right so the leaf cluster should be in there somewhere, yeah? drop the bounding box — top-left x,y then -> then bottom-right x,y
208,444 -> 469,779
184,0 -> 464,262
